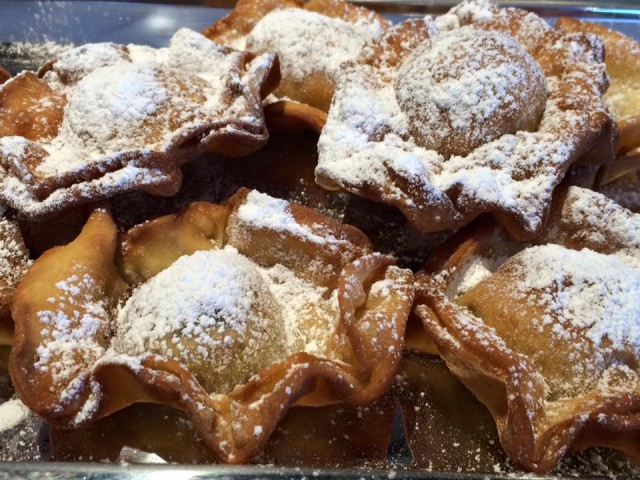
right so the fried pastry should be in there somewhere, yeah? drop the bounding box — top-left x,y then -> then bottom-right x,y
316,0 -> 617,241
414,186 -> 640,472
10,188 -> 414,463
0,214 -> 30,345
204,0 -> 389,112
556,17 -> 640,156
599,171 -> 640,213
0,29 -> 279,220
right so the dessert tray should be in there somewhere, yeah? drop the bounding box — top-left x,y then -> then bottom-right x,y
1,0 -> 640,479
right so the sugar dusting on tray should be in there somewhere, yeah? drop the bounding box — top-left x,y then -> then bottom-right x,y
0,398 -> 30,433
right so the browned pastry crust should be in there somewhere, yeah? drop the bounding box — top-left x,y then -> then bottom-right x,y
556,18 -> 640,203
10,188 -> 414,463
557,17 -> 640,155
0,30 -> 280,220
264,100 -> 327,134
0,215 -> 30,346
203,0 -> 389,112
413,186 -> 640,472
316,1 -> 617,241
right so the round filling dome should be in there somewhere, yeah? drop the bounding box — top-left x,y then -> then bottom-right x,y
113,248 -> 286,394
395,26 -> 546,157
61,63 -> 207,154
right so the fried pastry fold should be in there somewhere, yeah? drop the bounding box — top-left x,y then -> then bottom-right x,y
0,29 -> 279,220
414,186 -> 640,472
204,0 -> 389,113
0,214 -> 30,346
316,0 -> 617,241
10,188 -> 413,463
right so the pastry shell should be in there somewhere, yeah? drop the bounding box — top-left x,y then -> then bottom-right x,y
556,17 -> 640,156
413,186 -> 640,472
316,0 -> 617,241
0,29 -> 280,220
10,188 -> 414,463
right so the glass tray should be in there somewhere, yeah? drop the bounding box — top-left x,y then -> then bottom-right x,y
0,1 -> 639,479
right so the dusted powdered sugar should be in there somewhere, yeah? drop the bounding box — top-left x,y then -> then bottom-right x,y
500,245 -> 640,397
0,27 -> 268,219
235,190 -> 360,258
40,63 -> 170,176
247,8 -> 384,83
236,190 -> 339,246
114,248 -> 282,359
447,254 -> 505,299
262,263 -> 339,356
44,42 -> 131,90
33,242 -> 343,404
34,271 -> 109,393
553,187 -> 640,268
317,0 -> 607,235
0,398 -> 30,433
110,246 -> 339,392
35,29 -> 241,177
0,216 -> 30,286
395,27 -> 546,156
508,245 -> 640,349
113,248 -> 287,393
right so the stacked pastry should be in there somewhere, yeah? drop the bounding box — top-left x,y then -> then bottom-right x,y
0,0 -> 639,474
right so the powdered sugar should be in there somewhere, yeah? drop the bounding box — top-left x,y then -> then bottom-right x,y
113,248 -> 286,393
0,398 -> 30,433
247,8 -> 384,83
0,216 -> 30,286
34,29 -> 243,177
237,190 -> 340,247
396,27 -> 545,156
509,245 -> 640,348
481,244 -> 640,398
552,187 -> 640,268
38,64 -> 170,176
0,28 -> 274,219
34,271 -> 110,396
35,242 -> 342,402
316,0 -> 609,237
261,263 -> 339,356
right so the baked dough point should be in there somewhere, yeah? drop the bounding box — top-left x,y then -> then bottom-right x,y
395,27 -> 546,157
114,249 -> 286,394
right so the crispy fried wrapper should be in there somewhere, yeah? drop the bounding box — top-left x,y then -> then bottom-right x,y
556,18 -> 640,196
10,188 -> 413,463
0,29 -> 280,221
204,0 -> 389,112
413,186 -> 640,472
556,17 -> 640,155
0,214 -> 31,345
316,0 -> 617,241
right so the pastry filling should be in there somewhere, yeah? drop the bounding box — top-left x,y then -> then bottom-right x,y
395,27 -> 546,157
